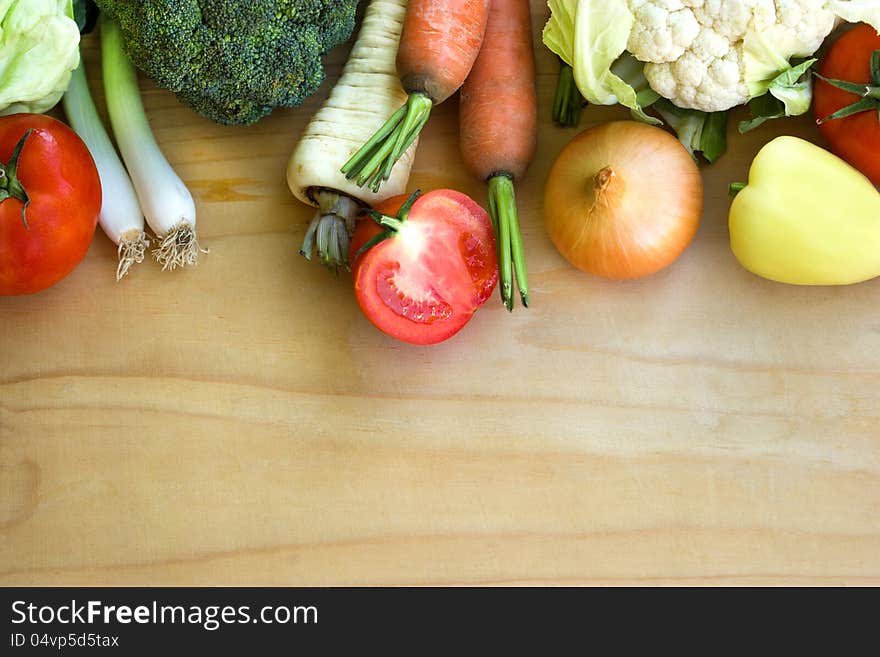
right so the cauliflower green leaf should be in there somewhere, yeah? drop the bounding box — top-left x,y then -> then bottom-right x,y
653,99 -> 728,163
544,0 -> 660,124
767,59 -> 818,116
739,59 -> 818,132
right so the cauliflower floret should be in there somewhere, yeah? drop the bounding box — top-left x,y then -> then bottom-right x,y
689,0 -> 776,39
760,0 -> 838,57
646,28 -> 748,110
632,0 -> 841,111
627,0 -> 702,62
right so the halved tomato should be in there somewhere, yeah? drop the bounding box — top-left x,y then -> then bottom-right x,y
349,190 -> 498,345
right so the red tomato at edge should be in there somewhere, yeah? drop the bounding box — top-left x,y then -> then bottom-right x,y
813,25 -> 880,186
349,190 -> 498,345
0,114 -> 101,295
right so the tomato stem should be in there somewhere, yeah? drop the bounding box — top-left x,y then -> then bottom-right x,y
354,228 -> 395,262
814,67 -> 880,123
0,128 -> 33,228
871,50 -> 880,87
488,174 -> 528,310
357,189 -> 424,260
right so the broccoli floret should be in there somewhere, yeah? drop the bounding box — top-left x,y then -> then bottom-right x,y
94,0 -> 360,125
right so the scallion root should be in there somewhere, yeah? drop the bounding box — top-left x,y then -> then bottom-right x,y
152,224 -> 206,271
116,230 -> 148,281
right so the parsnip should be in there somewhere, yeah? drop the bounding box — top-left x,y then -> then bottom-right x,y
287,0 -> 416,270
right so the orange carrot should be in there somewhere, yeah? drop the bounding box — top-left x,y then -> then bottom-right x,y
341,0 -> 491,192
397,0 -> 491,104
459,0 -> 536,310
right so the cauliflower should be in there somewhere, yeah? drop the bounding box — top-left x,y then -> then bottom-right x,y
640,0 -> 838,111
544,0 -> 880,114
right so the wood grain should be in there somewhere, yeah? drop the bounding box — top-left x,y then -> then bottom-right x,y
1,3 -> 879,586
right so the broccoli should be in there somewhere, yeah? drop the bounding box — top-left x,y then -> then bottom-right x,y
94,0 -> 360,126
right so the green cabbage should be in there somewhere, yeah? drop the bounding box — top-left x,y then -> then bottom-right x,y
0,0 -> 81,115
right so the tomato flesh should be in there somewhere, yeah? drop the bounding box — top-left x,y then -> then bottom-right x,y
813,25 -> 880,186
350,190 -> 498,345
376,262 -> 454,323
0,114 -> 101,295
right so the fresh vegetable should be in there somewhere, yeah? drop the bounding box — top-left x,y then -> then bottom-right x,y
63,61 -> 147,281
542,1 -> 880,138
349,190 -> 498,345
288,0 -> 416,270
342,0 -> 491,192
460,0 -> 536,310
729,136 -> 880,286
0,0 -> 81,116
553,61 -> 586,127
93,0 -> 359,126
544,121 -> 702,279
653,99 -> 728,164
736,58 -> 820,132
0,114 -> 101,295
813,24 -> 880,185
72,0 -> 99,34
101,16 -> 201,271
545,0 -> 581,128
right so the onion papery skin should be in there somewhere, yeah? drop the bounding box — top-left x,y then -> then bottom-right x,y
544,121 -> 703,280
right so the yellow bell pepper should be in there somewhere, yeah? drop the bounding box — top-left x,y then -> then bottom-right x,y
729,136 -> 880,285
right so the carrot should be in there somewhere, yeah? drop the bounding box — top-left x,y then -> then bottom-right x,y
459,0 -> 537,310
341,0 -> 491,192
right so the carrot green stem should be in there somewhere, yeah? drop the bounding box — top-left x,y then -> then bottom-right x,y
488,174 -> 529,310
339,103 -> 408,182
341,93 -> 433,193
552,62 -> 585,127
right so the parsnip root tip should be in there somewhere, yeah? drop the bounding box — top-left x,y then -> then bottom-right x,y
115,231 -> 149,281
152,224 -> 207,271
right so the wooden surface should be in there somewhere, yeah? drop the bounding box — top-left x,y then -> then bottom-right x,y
1,4 -> 879,586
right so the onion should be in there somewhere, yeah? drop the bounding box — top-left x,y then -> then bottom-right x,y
544,121 -> 703,279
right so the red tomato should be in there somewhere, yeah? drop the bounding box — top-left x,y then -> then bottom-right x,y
349,190 -> 498,345
0,114 -> 101,295
813,25 -> 880,186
